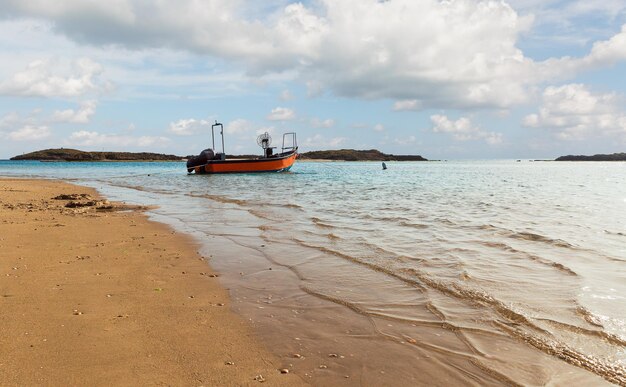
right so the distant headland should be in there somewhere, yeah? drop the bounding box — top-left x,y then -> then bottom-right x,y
10,148 -> 183,162
299,149 -> 427,161
555,153 -> 626,161
11,148 -> 428,162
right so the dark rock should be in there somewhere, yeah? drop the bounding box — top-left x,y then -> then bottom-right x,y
53,194 -> 91,200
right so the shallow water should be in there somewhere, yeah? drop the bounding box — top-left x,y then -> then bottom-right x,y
2,159 -> 625,385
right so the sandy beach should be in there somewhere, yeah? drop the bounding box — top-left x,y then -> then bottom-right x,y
0,178 -> 304,386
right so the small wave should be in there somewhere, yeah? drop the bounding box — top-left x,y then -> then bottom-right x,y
399,268 -> 544,328
479,241 -> 578,276
494,321 -> 626,386
311,217 -> 335,229
280,203 -> 302,209
188,193 -> 249,206
405,269 -> 626,384
257,201 -> 304,211
434,217 -> 457,226
425,301 -> 446,320
106,182 -> 158,193
362,214 -> 412,222
508,231 -> 575,249
576,306 -> 605,328
406,265 -> 626,384
290,238 -> 427,292
604,230 -> 626,237
248,209 -> 272,220
538,316 -> 626,347
550,262 -> 577,275
400,221 -> 429,229
289,235 -> 625,384
297,285 -> 509,373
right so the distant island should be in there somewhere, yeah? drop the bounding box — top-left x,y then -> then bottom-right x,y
555,153 -> 626,161
12,148 -> 428,162
11,148 -> 183,161
299,149 -> 427,161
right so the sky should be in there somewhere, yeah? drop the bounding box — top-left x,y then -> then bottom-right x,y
0,0 -> 625,160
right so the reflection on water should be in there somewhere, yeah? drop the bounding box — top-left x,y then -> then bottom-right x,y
1,159 -> 625,385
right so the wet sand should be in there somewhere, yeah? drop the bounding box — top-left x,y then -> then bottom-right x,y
0,178 -> 304,386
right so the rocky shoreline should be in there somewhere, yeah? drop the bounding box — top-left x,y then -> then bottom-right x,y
10,148 -> 183,162
555,153 -> 626,161
299,149 -> 427,161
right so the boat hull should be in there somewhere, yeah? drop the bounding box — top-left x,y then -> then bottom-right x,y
190,151 -> 297,174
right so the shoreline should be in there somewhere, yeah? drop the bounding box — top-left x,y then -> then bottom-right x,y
1,175 -> 619,386
0,178 -> 303,386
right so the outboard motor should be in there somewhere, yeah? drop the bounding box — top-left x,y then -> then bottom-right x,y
200,148 -> 215,162
186,148 -> 214,172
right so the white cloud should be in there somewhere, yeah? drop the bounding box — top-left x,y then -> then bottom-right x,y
507,1 -> 626,36
484,132 -> 504,145
0,58 -> 104,97
137,136 -> 169,147
267,107 -> 295,121
431,115 -> 479,140
373,123 -> 385,132
0,112 -> 20,128
168,118 -> 211,136
523,84 -> 626,140
311,118 -> 334,128
226,118 -> 254,134
67,130 -> 170,148
392,135 -> 417,145
393,99 -> 422,112
7,125 -> 50,141
431,114 -> 503,144
52,100 -> 97,123
302,134 -> 346,148
584,24 -> 626,66
289,0 -> 538,108
2,1 -> 626,110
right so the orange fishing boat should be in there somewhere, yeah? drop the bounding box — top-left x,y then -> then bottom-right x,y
186,122 -> 298,174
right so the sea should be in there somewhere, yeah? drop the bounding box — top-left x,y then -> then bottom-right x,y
1,159 -> 625,386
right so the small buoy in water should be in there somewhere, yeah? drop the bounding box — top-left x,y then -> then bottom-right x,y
382,162 -> 387,170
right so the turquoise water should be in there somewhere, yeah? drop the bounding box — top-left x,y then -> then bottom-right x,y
1,159 -> 625,384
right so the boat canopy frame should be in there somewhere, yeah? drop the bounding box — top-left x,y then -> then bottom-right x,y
282,132 -> 297,154
211,121 -> 225,155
